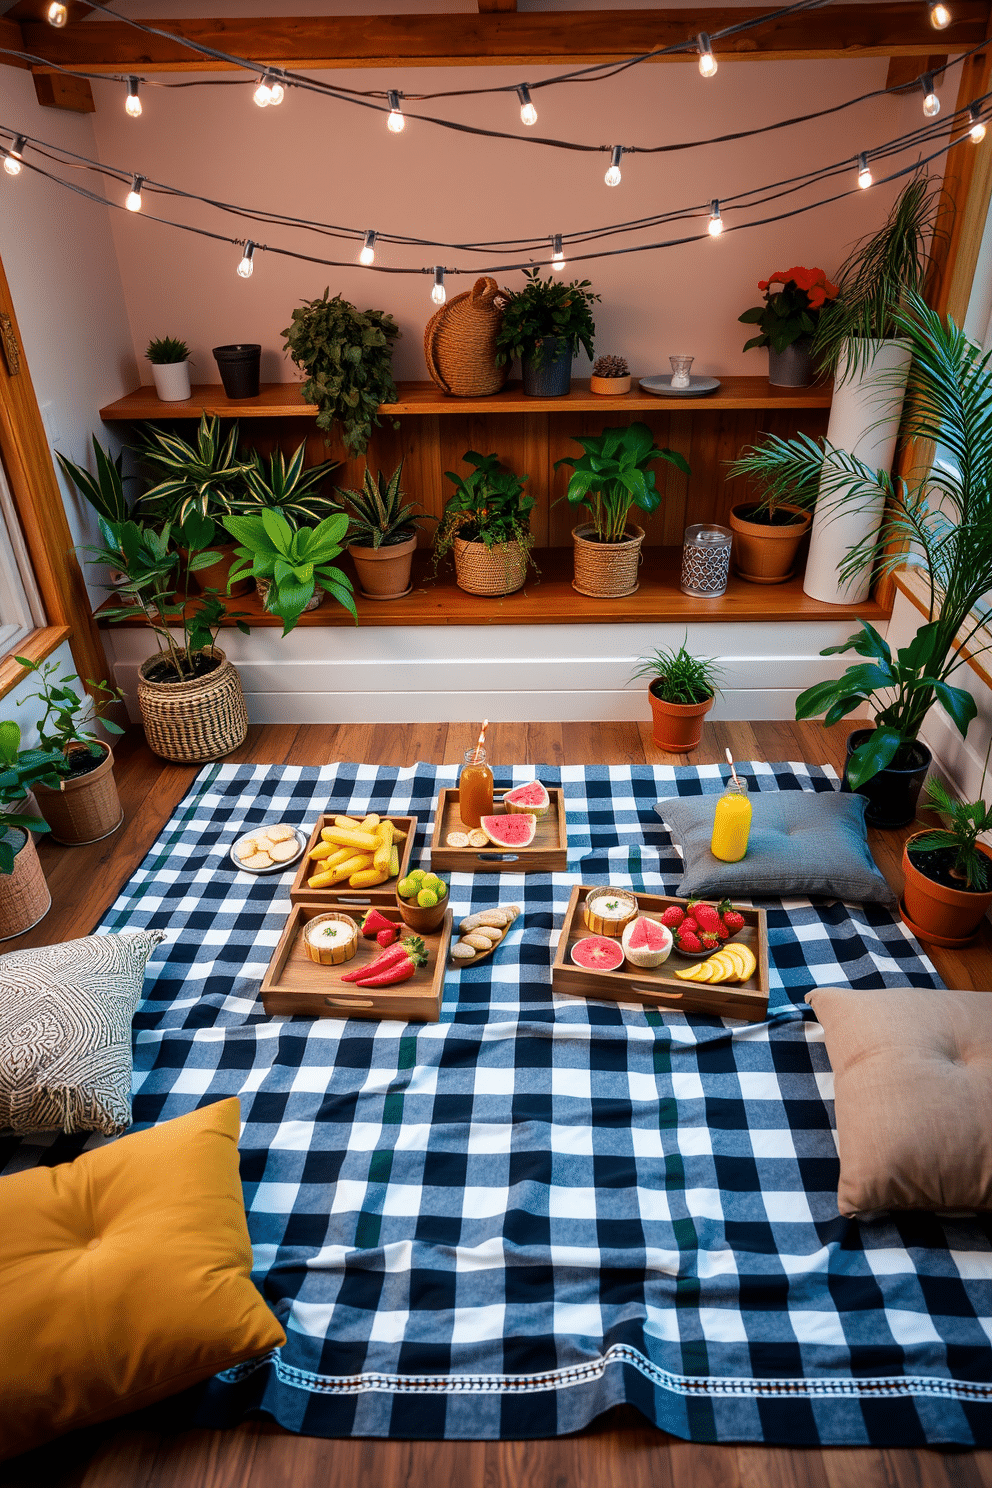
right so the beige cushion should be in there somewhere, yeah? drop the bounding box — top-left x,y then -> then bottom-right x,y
806,985 -> 992,1216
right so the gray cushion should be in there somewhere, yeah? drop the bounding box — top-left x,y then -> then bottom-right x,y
654,790 -> 895,904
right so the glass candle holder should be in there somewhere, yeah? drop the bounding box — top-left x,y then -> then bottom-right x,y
681,523 -> 732,597
669,355 -> 694,389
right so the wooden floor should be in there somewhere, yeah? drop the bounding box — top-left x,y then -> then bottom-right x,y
3,719 -> 992,1488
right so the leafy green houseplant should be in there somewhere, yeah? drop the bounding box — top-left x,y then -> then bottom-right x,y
56,438 -> 130,526
631,639 -> 722,753
902,774 -> 992,944
434,451 -> 536,597
739,266 -> 837,389
224,510 -> 357,635
336,463 -> 432,601
146,335 -> 192,403
241,441 -> 340,527
282,290 -> 400,457
0,721 -> 61,936
495,268 -> 599,396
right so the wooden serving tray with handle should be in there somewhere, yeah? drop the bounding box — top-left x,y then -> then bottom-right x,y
552,885 -> 769,1021
429,788 -> 567,874
262,899 -> 450,1022
289,813 -> 417,905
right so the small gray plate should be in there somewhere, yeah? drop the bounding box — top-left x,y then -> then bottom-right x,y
639,375 -> 722,398
230,825 -> 307,875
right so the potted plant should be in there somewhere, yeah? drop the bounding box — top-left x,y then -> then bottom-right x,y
282,290 -> 400,457
241,441 -> 339,528
223,510 -> 357,634
13,657 -> 125,845
495,268 -> 599,397
146,336 -> 192,403
434,451 -> 536,597
631,640 -> 722,753
85,514 -> 252,764
901,775 -> 992,945
555,422 -> 689,598
0,723 -> 61,941
336,462 -> 432,600
726,491 -> 813,586
590,355 -> 632,396
56,437 -> 130,525
738,266 -> 837,387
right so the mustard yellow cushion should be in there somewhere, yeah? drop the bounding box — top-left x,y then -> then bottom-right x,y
0,1097 -> 285,1460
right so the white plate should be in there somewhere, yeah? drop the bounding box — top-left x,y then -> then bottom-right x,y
230,825 -> 307,875
639,375 -> 722,397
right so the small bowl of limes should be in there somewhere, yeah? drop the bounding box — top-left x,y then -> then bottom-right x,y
395,867 -> 449,932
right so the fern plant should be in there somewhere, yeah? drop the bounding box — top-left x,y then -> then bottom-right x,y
241,441 -> 340,527
136,413 -> 252,525
335,462 -> 431,548
282,291 -> 400,457
911,776 -> 992,891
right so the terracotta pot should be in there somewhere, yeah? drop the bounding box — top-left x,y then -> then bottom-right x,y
349,532 -> 418,600
33,742 -> 123,845
453,536 -> 528,597
842,729 -> 931,830
900,835 -> 992,946
184,543 -> 253,598
589,374 -> 632,396
647,685 -> 715,753
0,828 -> 51,941
572,523 -> 645,599
396,890 -> 447,933
728,502 -> 812,585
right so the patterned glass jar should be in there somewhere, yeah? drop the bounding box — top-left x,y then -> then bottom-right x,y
680,523 -> 732,598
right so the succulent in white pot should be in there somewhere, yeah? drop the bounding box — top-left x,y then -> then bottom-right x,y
146,335 -> 192,403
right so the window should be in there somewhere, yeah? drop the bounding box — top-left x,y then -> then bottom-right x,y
0,457 -> 45,660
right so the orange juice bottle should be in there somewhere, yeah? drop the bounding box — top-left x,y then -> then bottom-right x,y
459,748 -> 494,828
710,779 -> 751,862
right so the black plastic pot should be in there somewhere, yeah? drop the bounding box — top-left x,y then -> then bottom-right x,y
213,343 -> 261,399
841,728 -> 932,829
521,338 -> 572,397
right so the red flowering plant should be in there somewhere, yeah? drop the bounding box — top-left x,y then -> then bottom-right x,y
739,266 -> 839,355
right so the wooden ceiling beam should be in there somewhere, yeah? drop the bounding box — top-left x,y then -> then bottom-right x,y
0,15 -> 31,68
18,2 -> 992,74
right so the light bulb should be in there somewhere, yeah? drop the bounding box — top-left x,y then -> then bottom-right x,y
551,233 -> 565,271
47,1 -> 67,26
253,76 -> 272,107
604,145 -> 622,187
922,74 -> 940,116
359,230 -> 376,266
268,80 -> 284,106
857,152 -> 873,188
125,77 -> 142,118
929,1 -> 951,27
708,199 -> 724,236
387,90 -> 405,133
125,174 -> 143,212
697,33 -> 717,78
970,106 -> 986,142
3,136 -> 25,177
237,241 -> 255,278
431,267 -> 446,305
516,85 -> 537,127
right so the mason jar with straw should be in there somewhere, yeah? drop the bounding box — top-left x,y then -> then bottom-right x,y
459,720 -> 493,828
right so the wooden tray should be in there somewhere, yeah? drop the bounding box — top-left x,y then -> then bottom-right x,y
552,885 -> 769,1021
429,789 -> 567,874
289,813 -> 417,905
261,899 -> 450,1022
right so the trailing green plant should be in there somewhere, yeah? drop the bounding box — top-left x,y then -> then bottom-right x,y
135,413 -> 252,525
495,268 -> 598,370
336,462 -> 432,548
146,336 -> 190,365
223,510 -> 357,636
56,438 -> 130,526
282,290 -> 400,457
910,775 -> 992,891
812,176 -> 943,381
554,422 -> 689,544
433,451 -> 536,572
13,656 -> 124,766
0,721 -> 62,873
241,440 -> 340,527
630,639 -> 722,705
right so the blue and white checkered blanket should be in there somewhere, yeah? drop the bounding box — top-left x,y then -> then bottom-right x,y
4,761 -> 991,1447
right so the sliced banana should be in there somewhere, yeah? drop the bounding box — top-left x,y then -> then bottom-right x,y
468,828 -> 490,848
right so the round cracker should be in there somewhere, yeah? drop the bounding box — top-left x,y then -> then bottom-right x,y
236,839 -> 258,860
269,839 -> 299,863
243,851 -> 273,870
468,828 -> 490,848
446,831 -> 470,848
266,824 -> 295,844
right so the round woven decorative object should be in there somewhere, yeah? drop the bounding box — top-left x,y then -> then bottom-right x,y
33,743 -> 123,845
572,524 -> 645,598
137,647 -> 248,764
424,277 -> 509,397
0,828 -> 51,941
453,536 -> 528,596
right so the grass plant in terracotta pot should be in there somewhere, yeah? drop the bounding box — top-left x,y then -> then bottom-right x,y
632,640 -> 722,754
0,723 -> 61,941
901,775 -> 992,946
337,462 -> 433,600
727,496 -> 812,585
434,451 -> 535,597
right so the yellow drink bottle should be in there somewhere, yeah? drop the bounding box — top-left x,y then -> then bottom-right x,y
710,779 -> 751,862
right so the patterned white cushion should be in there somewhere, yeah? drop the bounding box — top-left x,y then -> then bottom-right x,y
0,930 -> 165,1136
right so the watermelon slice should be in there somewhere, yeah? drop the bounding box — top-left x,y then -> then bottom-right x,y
571,935 -> 625,972
621,915 -> 673,968
480,812 -> 536,849
504,780 -> 550,818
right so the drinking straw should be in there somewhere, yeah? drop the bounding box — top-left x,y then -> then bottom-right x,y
473,720 -> 489,764
725,747 -> 742,789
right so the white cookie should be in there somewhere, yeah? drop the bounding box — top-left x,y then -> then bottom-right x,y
269,839 -> 299,863
266,824 -> 295,843
243,851 -> 273,870
236,839 -> 258,860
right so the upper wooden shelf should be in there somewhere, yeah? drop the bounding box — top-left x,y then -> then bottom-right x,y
99,377 -> 833,423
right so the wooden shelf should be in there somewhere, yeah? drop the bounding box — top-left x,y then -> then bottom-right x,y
95,547 -> 889,629
99,376 -> 832,423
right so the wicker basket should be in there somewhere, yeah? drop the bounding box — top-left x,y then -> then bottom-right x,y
0,828 -> 51,941
33,743 -> 123,846
453,536 -> 528,597
137,647 -> 248,764
424,277 -> 509,397
572,523 -> 645,598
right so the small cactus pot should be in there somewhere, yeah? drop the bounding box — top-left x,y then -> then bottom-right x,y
589,373 -> 632,395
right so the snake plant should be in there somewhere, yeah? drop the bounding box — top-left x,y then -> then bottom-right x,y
241,441 -> 340,527
136,413 -> 252,525
335,462 -> 429,548
56,437 -> 130,525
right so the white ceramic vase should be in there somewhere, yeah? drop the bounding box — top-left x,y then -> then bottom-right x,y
803,338 -> 912,605
151,360 -> 191,402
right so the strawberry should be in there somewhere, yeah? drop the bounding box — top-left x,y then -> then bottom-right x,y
676,929 -> 702,953
661,905 -> 685,929
691,902 -> 722,935
360,907 -> 394,938
719,900 -> 746,935
680,917 -> 698,936
376,925 -> 398,949
699,932 -> 719,950
713,920 -> 730,939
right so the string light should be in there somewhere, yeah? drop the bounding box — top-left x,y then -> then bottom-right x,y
124,173 -> 143,212
697,33 -> 718,78
708,199 -> 724,236
922,73 -> 941,117
268,77 -> 285,106
253,75 -> 273,107
125,77 -> 142,118
431,267 -> 446,305
928,1 -> 952,28
46,2 -> 67,26
359,229 -> 376,266
970,105 -> 987,142
605,145 -> 623,187
516,85 -> 538,127
551,233 -> 566,270
387,91 -> 405,133
857,151 -> 873,188
2,135 -> 25,177
237,240 -> 255,278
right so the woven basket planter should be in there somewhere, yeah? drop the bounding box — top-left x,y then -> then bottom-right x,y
137,647 -> 248,764
33,743 -> 123,846
572,524 -> 645,598
424,277 -> 508,397
453,536 -> 528,597
0,828 -> 51,942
